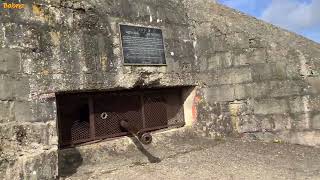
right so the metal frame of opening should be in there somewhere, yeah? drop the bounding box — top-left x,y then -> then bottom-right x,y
56,88 -> 185,148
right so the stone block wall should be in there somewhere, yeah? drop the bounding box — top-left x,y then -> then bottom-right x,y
185,0 -> 320,146
0,0 -> 197,179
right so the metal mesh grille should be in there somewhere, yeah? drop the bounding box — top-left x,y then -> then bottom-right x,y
144,94 -> 168,130
57,95 -> 91,146
71,121 -> 90,142
165,90 -> 185,126
57,88 -> 185,148
94,95 -> 143,139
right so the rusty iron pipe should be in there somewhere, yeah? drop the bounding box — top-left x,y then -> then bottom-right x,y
120,120 -> 152,145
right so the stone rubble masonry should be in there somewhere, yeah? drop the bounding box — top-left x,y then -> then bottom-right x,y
185,0 -> 320,145
0,0 -> 319,179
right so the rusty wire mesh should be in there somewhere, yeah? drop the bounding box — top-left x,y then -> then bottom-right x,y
57,89 -> 185,148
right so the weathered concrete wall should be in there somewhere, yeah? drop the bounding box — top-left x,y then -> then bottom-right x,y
0,0 -> 320,179
185,0 -> 320,146
0,0 -> 197,179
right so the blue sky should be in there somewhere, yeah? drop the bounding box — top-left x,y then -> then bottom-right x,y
218,0 -> 320,43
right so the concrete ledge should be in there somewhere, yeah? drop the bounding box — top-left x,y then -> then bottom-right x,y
63,139 -> 320,179
58,127 -> 207,177
241,130 -> 320,147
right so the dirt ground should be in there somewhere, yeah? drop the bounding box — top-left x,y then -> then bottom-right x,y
63,138 -> 320,180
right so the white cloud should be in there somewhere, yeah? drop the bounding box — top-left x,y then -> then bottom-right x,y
261,0 -> 320,31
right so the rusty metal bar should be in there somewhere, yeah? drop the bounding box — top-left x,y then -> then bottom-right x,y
89,96 -> 95,139
140,93 -> 146,129
120,120 -> 152,145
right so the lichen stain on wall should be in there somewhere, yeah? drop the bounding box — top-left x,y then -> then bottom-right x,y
229,102 -> 242,133
49,31 -> 61,47
31,4 -> 57,25
32,4 -> 46,22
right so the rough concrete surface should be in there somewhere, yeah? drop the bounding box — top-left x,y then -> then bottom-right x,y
62,137 -> 320,180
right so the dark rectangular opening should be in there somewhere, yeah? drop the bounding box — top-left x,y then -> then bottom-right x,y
56,87 -> 185,148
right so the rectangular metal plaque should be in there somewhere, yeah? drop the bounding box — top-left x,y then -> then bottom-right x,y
120,25 -> 166,65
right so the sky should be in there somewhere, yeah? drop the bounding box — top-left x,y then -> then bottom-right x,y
218,0 -> 320,43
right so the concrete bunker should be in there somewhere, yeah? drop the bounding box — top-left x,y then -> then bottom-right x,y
56,87 -> 194,148
1,0 -> 320,178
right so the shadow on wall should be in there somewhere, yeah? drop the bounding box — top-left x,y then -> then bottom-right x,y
58,148 -> 83,178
